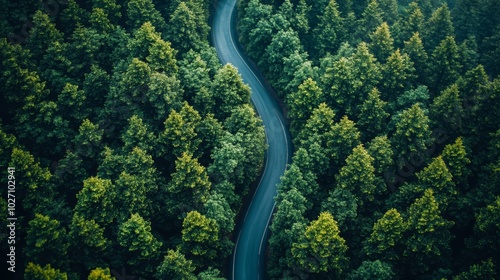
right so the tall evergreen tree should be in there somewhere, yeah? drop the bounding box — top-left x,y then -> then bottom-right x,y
369,22 -> 394,63
423,4 -> 455,51
404,189 -> 454,276
429,36 -> 462,93
391,103 -> 432,168
312,0 -> 345,57
292,212 -> 349,277
167,2 -> 209,53
403,32 -> 429,86
126,0 -> 166,32
357,88 -> 390,140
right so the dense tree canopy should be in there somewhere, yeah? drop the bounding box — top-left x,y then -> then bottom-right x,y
0,0 -> 266,277
237,0 -> 500,278
1,0 -> 500,278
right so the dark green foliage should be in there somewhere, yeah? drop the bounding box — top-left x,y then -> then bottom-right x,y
292,212 -> 349,277
2,0 -> 499,278
167,2 -> 210,53
348,260 -> 395,280
237,0 -> 500,278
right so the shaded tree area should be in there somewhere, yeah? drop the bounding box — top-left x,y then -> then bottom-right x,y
0,0 -> 266,278
237,0 -> 500,278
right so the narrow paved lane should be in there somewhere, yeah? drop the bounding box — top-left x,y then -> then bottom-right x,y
211,0 -> 293,279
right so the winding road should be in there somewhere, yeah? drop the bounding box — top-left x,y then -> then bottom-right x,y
211,0 -> 293,279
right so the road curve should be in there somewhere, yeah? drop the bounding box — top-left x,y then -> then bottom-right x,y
210,0 -> 293,279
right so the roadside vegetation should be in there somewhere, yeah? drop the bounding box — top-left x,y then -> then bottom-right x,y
0,0 -> 266,278
237,0 -> 500,278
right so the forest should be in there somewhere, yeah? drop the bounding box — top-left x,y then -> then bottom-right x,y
0,0 -> 499,279
236,0 -> 500,279
1,0 -> 267,279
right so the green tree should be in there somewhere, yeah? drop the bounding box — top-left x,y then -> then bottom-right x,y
160,102 -> 202,159
336,144 -> 381,206
297,103 -> 335,148
398,2 -> 424,43
118,213 -> 162,267
286,78 -> 324,135
60,0 -> 89,35
83,64 -> 110,112
211,64 -> 251,120
167,2 -> 209,53
223,105 -> 266,191
126,0 -> 166,31
423,4 -> 454,51
312,0 -> 345,57
441,137 -> 471,185
276,164 -> 315,210
429,36 -> 462,93
197,267 -> 226,280
391,103 -> 432,168
74,176 -> 117,226
57,83 -> 89,125
458,36 -> 479,73
69,213 -> 109,269
430,84 -> 464,136
67,26 -> 104,76
204,192 -> 235,236
380,49 -> 416,102
481,31 -> 500,77
121,115 -> 156,154
155,249 -> 197,280
416,156 -> 456,209
166,152 -> 211,219
16,98 -> 73,157
378,0 -> 398,25
146,37 -> 178,75
88,267 -> 115,280
195,114 -> 225,164
278,50 -> 317,96
71,120 -> 104,172
356,0 -> 384,42
369,22 -> 394,63
321,188 -> 358,232
146,72 -> 183,126
179,51 -> 212,112
404,189 -> 454,275
329,115 -> 362,173
26,10 -> 63,62
241,1 -> 279,59
181,211 -> 219,266
24,263 -> 67,280
208,136 -> 246,187
467,196 -> 500,261
9,148 -> 54,215
238,0 -> 273,47
452,0 -> 481,41
348,260 -> 395,280
292,212 -> 349,277
343,43 -> 383,114
25,214 -> 69,268
91,0 -> 121,24
261,29 -> 303,86
127,22 -> 162,62
457,65 -> 490,134
268,187 -> 308,278
102,58 -> 151,136
365,208 -> 406,262
90,9 -> 115,35
357,87 -> 389,140
453,259 -> 496,280
366,135 -> 394,175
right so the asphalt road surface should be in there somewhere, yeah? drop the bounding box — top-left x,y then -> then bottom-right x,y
211,0 -> 293,279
